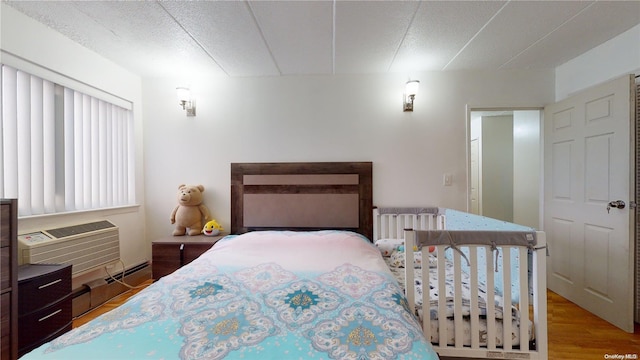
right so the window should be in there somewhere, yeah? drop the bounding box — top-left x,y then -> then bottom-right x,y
1,64 -> 135,216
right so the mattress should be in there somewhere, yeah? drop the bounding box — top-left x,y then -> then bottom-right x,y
22,230 -> 438,360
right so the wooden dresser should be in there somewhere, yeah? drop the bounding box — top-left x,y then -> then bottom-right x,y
152,234 -> 225,280
17,264 -> 72,357
1,199 -> 18,360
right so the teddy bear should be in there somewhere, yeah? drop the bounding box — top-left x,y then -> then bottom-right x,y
170,184 -> 211,236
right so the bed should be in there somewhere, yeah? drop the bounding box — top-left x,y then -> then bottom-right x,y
373,207 -> 548,359
21,162 -> 439,360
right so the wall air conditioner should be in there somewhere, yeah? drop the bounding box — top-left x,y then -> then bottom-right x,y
18,220 -> 120,276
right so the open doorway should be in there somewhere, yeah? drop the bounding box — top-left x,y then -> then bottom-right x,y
468,108 -> 542,230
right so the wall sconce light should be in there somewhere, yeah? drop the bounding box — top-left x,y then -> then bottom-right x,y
176,86 -> 196,117
403,79 -> 420,112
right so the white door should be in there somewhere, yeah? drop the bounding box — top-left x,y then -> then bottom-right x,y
544,74 -> 635,332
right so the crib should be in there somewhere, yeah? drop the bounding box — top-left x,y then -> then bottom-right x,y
373,207 -> 548,359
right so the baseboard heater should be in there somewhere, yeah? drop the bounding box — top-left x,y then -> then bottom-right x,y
104,261 -> 149,284
72,261 -> 151,318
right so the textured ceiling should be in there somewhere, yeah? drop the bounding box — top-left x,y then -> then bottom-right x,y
5,0 -> 640,78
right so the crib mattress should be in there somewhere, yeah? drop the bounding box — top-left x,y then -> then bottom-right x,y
384,252 -> 532,347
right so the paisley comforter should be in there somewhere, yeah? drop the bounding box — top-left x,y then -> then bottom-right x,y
22,230 -> 439,360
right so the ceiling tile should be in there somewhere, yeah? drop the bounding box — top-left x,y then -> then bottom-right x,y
5,1 -> 226,78
444,1 -> 593,70
502,1 -> 640,69
334,1 -> 419,74
249,1 -> 334,75
390,1 -> 507,73
161,1 -> 280,77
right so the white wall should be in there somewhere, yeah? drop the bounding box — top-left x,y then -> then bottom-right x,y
481,115 -> 514,222
1,4 -> 147,288
513,110 -> 541,229
556,24 -> 640,100
468,110 -> 541,227
143,71 -> 554,240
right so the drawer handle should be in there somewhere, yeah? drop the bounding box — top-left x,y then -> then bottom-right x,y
38,279 -> 62,289
39,309 -> 62,322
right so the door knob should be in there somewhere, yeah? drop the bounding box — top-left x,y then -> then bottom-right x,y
607,200 -> 625,213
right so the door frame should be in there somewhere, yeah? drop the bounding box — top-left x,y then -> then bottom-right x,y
465,106 -> 544,229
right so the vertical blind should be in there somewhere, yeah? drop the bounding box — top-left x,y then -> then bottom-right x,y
1,64 -> 135,216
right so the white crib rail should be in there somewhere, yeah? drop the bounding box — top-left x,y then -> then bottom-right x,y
373,207 -> 445,327
405,229 -> 548,359
373,208 -> 445,241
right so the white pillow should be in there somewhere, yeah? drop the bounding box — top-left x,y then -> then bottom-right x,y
374,238 -> 404,257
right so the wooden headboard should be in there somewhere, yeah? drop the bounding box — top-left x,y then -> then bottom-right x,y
231,162 -> 373,239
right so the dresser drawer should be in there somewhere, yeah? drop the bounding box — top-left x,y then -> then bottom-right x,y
18,265 -> 72,315
152,242 -> 213,265
1,247 -> 9,291
183,243 -> 215,264
1,292 -> 10,357
152,238 -> 220,280
0,203 -> 9,247
18,296 -> 72,355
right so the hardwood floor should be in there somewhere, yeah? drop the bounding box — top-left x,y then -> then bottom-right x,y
547,290 -> 640,360
72,279 -> 153,328
73,285 -> 640,359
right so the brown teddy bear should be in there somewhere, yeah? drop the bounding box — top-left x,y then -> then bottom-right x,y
170,184 -> 211,236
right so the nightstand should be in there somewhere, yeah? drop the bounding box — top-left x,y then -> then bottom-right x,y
17,263 -> 72,357
152,234 -> 225,280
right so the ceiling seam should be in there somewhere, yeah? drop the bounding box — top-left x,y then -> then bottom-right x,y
156,1 -> 229,76
498,1 -> 597,69
246,0 -> 283,76
387,0 -> 422,73
70,3 -> 119,38
442,0 -> 511,71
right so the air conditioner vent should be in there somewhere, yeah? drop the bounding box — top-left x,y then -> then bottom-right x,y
46,220 -> 116,238
18,220 -> 120,276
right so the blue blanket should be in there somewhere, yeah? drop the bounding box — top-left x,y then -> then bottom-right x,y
443,209 -> 535,303
23,230 -> 438,360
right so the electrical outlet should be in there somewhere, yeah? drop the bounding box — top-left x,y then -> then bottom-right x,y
443,173 -> 453,186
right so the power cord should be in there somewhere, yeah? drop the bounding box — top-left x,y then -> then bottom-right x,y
104,260 -> 148,290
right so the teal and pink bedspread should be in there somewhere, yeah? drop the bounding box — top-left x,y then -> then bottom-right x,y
22,230 -> 438,360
